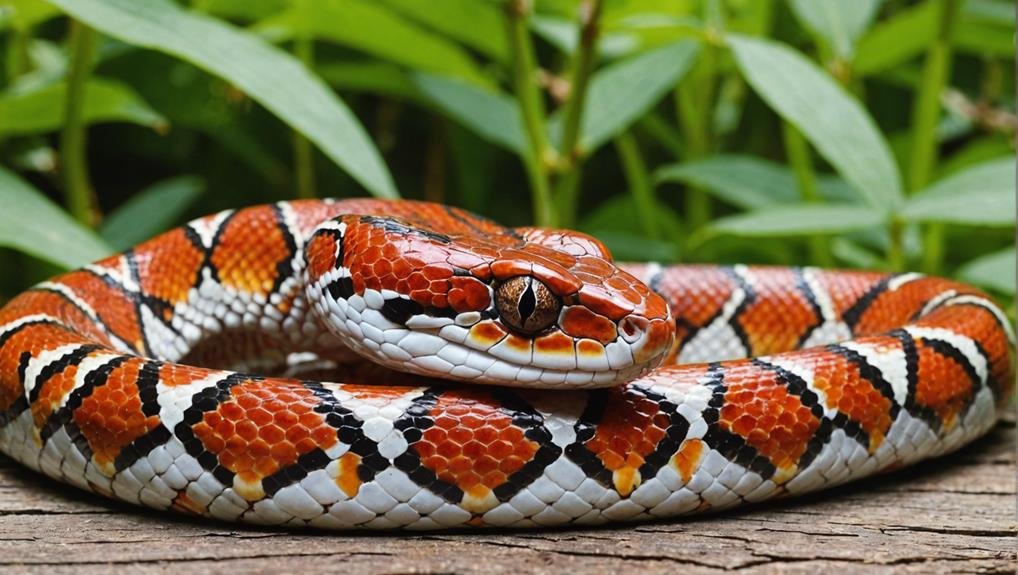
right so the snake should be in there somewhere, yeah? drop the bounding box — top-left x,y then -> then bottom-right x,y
0,199 -> 1012,530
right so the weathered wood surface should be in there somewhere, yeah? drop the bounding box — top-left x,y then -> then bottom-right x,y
0,419 -> 1013,575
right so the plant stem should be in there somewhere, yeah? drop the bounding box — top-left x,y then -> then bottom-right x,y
673,1 -> 721,236
887,218 -> 905,272
910,0 -> 961,275
554,0 -> 601,228
292,0 -> 316,199
61,19 -> 98,227
615,132 -> 660,240
506,0 -> 556,227
782,122 -> 832,267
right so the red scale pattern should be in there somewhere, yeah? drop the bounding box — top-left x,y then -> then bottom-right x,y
720,362 -> 820,475
210,206 -> 293,296
73,358 -> 159,470
806,349 -> 894,450
0,323 -> 88,412
56,270 -> 144,353
914,305 -> 1013,398
582,387 -> 670,495
415,391 -> 538,499
192,379 -> 337,485
737,268 -> 820,356
653,265 -> 735,349
912,338 -> 977,428
133,228 -> 205,307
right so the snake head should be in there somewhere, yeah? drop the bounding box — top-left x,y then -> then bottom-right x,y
303,201 -> 674,389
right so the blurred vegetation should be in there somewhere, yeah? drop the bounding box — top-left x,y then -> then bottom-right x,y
0,0 -> 1014,314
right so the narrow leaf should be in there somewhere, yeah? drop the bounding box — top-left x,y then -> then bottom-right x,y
654,154 -> 862,209
48,0 -> 398,198
100,176 -> 205,251
0,78 -> 166,136
900,158 -> 1016,225
550,40 -> 699,153
854,0 -> 938,75
0,0 -> 61,30
957,248 -> 1016,295
413,73 -> 526,155
729,35 -> 903,211
255,0 -> 489,87
787,0 -> 880,60
378,0 -> 508,63
710,204 -> 886,237
0,166 -> 112,269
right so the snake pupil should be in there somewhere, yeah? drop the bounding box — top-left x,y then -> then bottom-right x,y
518,281 -> 537,323
494,276 -> 561,335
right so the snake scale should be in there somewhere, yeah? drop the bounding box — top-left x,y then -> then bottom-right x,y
0,199 -> 1012,530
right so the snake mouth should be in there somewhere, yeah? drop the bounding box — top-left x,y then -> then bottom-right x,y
308,273 -> 664,390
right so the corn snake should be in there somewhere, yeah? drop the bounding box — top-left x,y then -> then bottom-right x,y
0,199 -> 1011,529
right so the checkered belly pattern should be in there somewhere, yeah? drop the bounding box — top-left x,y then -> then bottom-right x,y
0,199 -> 1011,530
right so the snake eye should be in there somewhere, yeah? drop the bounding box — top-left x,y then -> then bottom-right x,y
494,276 -> 561,335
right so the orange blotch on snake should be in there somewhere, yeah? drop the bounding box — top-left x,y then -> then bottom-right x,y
413,391 -> 538,511
192,379 -> 336,497
469,321 -> 508,347
534,331 -> 574,355
671,439 -> 705,484
73,358 -> 160,474
134,228 -> 204,305
719,363 -> 821,480
335,453 -> 362,497
210,206 -> 293,296
560,306 -> 617,345
913,338 -> 976,429
304,231 -> 338,282
58,271 -> 145,353
915,304 -> 1012,398
581,387 -> 671,496
810,350 -> 893,451
0,323 -> 88,413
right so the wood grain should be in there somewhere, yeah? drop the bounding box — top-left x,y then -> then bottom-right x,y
0,420 -> 1013,574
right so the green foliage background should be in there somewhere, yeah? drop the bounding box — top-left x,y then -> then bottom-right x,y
0,0 -> 1014,313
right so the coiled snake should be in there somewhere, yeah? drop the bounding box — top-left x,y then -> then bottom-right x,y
0,199 -> 1012,530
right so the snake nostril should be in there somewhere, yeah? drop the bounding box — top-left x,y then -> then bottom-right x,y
619,316 -> 648,343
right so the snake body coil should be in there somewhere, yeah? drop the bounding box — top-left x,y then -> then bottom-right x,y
0,199 -> 1011,530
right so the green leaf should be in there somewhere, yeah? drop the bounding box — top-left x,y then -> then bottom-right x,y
378,0 -> 508,63
854,0 -> 937,75
709,204 -> 886,237
728,35 -> 903,212
413,73 -> 526,155
787,0 -> 880,60
957,247 -> 1016,295
193,0 -> 286,21
955,18 -> 1016,58
579,194 -> 684,262
0,0 -> 60,30
654,154 -> 861,209
100,176 -> 205,251
48,0 -> 398,199
0,78 -> 166,137
900,158 -> 1016,226
317,62 -> 422,102
551,40 -> 699,153
0,166 -> 112,269
963,0 -> 1015,26
256,0 -> 489,87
